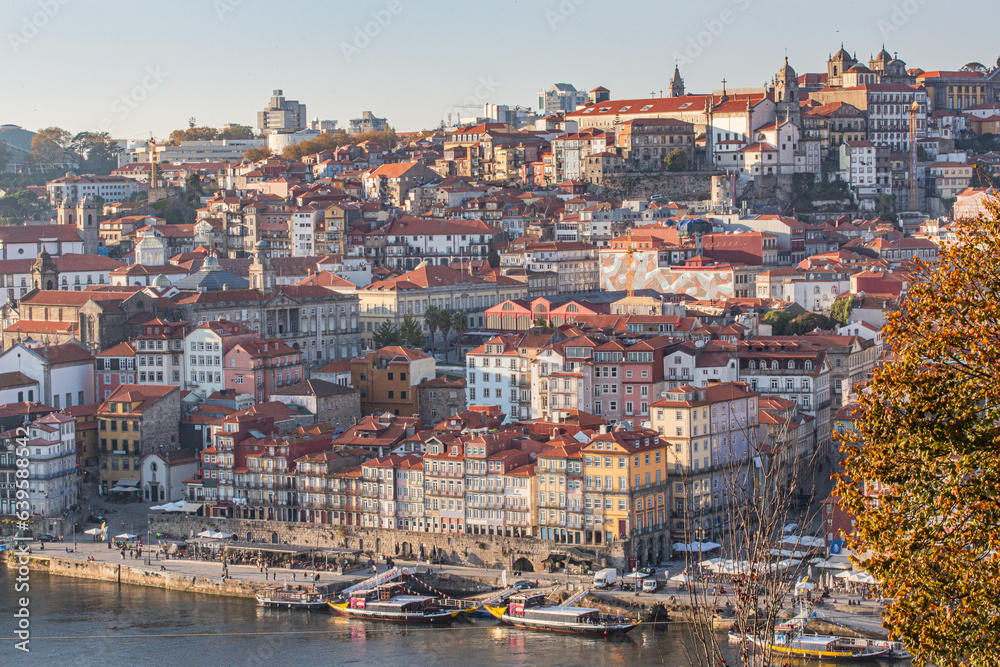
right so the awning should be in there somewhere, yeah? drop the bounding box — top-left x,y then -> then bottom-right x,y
673,541 -> 722,553
179,502 -> 203,514
110,485 -> 141,492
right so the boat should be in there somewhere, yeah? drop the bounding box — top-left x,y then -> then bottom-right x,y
328,583 -> 460,624
751,632 -> 890,660
485,592 -> 640,636
255,584 -> 328,610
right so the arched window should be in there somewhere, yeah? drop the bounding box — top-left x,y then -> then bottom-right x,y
770,360 -> 778,370
813,286 -> 820,294
787,360 -> 795,369
748,360 -> 756,370
804,360 -> 813,370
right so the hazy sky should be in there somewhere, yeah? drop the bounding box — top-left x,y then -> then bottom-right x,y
3,0 -> 996,140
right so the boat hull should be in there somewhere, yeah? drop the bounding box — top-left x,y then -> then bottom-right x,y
256,598 -> 329,610
328,601 -> 459,624
494,612 -> 638,636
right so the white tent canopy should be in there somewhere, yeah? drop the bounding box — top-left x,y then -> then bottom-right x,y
673,541 -> 722,553
114,533 -> 138,540
196,530 -> 233,540
835,570 -> 853,579
794,581 -> 815,592
109,485 -> 141,492
668,573 -> 690,583
779,535 -> 825,549
150,501 -> 185,512
83,528 -> 102,535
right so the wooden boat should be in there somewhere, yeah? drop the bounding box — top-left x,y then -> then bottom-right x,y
255,585 -> 327,610
751,632 -> 890,660
328,583 -> 459,624
485,599 -> 640,636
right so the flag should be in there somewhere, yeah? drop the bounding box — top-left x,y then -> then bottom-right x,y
829,540 -> 844,555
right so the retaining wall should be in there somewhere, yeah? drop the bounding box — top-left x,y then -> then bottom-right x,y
147,515 -> 628,572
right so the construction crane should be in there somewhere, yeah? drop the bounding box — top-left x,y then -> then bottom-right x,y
909,101 -> 920,212
625,231 -> 636,298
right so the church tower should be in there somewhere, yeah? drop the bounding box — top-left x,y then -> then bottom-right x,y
774,57 -> 801,126
31,248 -> 58,291
827,45 -> 856,88
669,65 -> 685,97
76,195 -> 99,255
249,240 -> 275,291
56,197 -> 74,226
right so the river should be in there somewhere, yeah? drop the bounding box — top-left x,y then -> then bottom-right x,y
0,568 -> 906,666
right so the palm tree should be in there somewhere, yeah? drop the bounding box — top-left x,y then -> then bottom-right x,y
451,310 -> 469,360
438,309 -> 453,363
424,305 -> 441,355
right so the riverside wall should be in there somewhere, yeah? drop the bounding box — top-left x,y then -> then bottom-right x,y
5,552 -> 265,599
147,515 -> 628,572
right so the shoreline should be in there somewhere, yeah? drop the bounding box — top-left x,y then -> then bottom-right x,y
5,551 -> 272,600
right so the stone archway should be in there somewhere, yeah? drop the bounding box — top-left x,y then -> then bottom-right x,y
512,557 -> 534,573
401,542 -> 410,557
657,535 -> 665,564
271,532 -> 278,544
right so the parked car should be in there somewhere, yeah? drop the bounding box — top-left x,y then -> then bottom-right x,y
36,534 -> 58,543
638,566 -> 657,575
512,580 -> 534,590
86,514 -> 106,525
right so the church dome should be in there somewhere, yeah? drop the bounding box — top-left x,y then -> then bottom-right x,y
778,57 -> 797,81
151,274 -> 170,288
833,46 -> 852,61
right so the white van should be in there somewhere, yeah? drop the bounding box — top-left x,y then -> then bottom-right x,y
642,578 -> 659,593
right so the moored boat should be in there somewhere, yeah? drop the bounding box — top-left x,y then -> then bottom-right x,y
255,584 -> 328,610
751,632 -> 890,660
485,594 -> 640,637
328,583 -> 459,624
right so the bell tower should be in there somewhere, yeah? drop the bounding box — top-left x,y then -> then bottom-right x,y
249,240 -> 275,291
669,64 -> 685,97
31,248 -> 58,291
76,195 -> 99,255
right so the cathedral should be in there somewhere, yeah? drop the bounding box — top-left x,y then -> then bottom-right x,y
826,45 -> 914,88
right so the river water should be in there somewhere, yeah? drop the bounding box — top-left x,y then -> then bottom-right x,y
0,568 -> 905,666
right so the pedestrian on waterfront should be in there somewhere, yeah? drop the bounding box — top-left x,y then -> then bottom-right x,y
293,572 -> 296,582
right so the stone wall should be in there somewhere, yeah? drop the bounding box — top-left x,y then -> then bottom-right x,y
590,171 -> 718,202
148,515 -> 628,572
8,552 -> 264,599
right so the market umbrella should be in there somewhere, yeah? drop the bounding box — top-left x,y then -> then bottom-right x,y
115,533 -> 138,540
83,528 -> 102,535
668,573 -> 690,583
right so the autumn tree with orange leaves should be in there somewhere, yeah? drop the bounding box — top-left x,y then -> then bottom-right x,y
837,198 -> 1000,666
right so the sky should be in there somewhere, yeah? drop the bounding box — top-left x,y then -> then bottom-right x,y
2,0 -> 996,141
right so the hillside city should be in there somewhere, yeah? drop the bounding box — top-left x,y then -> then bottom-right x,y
0,45 -> 998,575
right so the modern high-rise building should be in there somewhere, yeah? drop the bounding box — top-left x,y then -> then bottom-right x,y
257,89 -> 307,134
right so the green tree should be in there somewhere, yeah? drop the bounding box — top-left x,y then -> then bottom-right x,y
837,200 -> 1000,665
438,309 -> 453,363
787,312 -> 835,335
665,149 -> 688,172
398,315 -> 425,350
372,321 -> 403,349
243,146 -> 273,163
451,310 -> 468,355
70,132 -> 121,175
218,125 -> 255,140
0,141 -> 10,174
873,194 -> 898,223
762,310 -> 796,335
423,305 -> 441,356
831,296 -> 853,326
